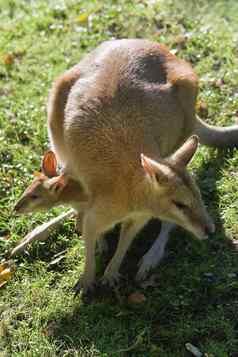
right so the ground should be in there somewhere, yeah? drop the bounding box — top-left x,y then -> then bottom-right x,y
1,0 -> 238,356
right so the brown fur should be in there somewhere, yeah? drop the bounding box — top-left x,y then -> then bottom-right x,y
14,174 -> 87,214
17,39 -> 237,293
46,39 -> 217,292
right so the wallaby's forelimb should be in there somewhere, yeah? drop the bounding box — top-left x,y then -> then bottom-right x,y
102,215 -> 149,286
10,209 -> 75,257
74,211 -> 100,294
195,116 -> 238,148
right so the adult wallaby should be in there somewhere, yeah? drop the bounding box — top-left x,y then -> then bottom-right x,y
15,39 -> 238,294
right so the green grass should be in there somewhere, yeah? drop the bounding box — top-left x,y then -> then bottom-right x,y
1,0 -> 238,355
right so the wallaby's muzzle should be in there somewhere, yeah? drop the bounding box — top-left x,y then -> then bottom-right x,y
204,221 -> 215,236
191,215 -> 215,240
13,196 -> 29,214
201,221 -> 215,239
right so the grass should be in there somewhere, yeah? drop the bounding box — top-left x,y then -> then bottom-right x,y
1,0 -> 238,355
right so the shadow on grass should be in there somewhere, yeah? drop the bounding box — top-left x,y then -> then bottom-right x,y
46,149 -> 238,355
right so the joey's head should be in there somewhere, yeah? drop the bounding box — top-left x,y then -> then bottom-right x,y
14,151 -> 68,214
142,136 -> 215,239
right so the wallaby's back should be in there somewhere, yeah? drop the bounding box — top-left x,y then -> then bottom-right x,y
49,40 -> 198,191
48,39 -> 238,196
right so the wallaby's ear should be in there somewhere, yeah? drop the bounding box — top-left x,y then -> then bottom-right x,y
41,151 -> 57,178
170,135 -> 199,167
49,174 -> 68,193
141,154 -> 172,184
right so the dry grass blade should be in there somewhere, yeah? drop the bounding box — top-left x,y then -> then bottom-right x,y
9,209 -> 75,257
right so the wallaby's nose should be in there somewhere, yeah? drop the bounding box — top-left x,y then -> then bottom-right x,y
205,222 -> 215,236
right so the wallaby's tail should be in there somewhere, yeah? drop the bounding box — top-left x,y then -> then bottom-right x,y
194,116 -> 238,148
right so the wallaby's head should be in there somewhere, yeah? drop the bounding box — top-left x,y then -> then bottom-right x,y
14,151 -> 69,214
141,136 -> 215,239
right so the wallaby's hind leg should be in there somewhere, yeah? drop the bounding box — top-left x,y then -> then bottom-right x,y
136,222 -> 175,281
101,215 -> 149,287
97,235 -> 108,255
74,207 -> 114,295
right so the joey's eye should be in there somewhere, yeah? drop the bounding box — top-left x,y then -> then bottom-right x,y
173,200 -> 188,210
31,194 -> 39,200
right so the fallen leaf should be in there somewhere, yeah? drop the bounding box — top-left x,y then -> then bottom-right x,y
0,260 -> 16,287
128,292 -> 146,304
0,268 -> 12,283
2,53 -> 14,66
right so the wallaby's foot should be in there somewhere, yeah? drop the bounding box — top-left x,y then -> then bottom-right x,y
136,247 -> 165,281
73,276 -> 95,297
101,271 -> 121,288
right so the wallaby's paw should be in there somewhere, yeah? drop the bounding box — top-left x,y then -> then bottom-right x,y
101,271 -> 121,288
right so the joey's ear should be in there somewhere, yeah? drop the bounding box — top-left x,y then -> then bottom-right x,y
41,150 -> 57,178
170,135 -> 199,167
141,154 -> 172,184
49,174 -> 68,194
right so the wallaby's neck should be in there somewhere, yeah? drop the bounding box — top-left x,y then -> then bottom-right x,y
128,171 -> 155,214
58,178 -> 87,205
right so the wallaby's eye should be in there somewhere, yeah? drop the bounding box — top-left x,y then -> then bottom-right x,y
173,200 -> 188,211
31,194 -> 39,200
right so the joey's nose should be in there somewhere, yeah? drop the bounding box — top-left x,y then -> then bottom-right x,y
13,199 -> 24,214
12,202 -> 20,213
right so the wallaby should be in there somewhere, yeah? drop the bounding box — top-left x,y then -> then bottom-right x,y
13,151 -> 113,255
15,39 -> 238,295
